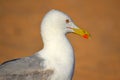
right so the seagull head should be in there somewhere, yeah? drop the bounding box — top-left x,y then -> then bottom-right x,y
41,9 -> 91,39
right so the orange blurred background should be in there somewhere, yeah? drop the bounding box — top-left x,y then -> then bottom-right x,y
0,0 -> 120,80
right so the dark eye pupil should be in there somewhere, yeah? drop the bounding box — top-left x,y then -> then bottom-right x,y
66,19 -> 69,23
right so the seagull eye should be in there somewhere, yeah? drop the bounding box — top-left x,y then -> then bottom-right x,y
66,19 -> 70,23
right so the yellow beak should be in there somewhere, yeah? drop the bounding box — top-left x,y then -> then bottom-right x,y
71,28 -> 91,39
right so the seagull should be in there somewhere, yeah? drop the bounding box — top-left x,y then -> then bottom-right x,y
0,9 -> 90,80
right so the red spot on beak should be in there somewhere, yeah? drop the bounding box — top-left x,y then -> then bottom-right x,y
83,34 -> 89,39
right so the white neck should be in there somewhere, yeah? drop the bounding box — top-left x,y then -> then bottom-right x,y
40,30 -> 74,62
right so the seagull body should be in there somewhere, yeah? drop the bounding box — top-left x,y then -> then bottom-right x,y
0,10 -> 90,80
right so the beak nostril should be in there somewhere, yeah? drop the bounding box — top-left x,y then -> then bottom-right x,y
83,30 -> 85,33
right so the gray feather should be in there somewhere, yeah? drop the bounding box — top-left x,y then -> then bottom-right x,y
0,55 -> 54,80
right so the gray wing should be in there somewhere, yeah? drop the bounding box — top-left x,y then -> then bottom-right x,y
0,55 -> 53,80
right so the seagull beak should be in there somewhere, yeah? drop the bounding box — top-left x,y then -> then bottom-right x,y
71,28 -> 91,39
